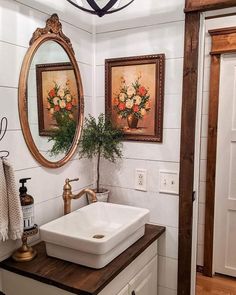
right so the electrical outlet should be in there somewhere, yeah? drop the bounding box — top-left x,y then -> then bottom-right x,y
135,169 -> 147,191
159,171 -> 179,195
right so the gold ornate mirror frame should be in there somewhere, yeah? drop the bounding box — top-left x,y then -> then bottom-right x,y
18,14 -> 84,168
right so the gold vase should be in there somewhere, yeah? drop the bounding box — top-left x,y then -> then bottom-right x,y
127,114 -> 138,129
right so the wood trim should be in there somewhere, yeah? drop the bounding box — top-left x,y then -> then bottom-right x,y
178,11 -> 200,295
185,0 -> 236,13
210,27 -> 236,54
203,26 -> 236,277
179,2 -> 236,293
204,54 -> 221,277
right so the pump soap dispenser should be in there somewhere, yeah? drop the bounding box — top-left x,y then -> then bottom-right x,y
19,178 -> 34,230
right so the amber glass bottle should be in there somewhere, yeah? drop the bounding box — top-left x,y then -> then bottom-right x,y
19,178 -> 34,230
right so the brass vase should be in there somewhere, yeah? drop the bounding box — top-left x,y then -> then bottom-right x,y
127,114 -> 138,129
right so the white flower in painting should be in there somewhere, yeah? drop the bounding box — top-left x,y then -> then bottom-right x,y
126,99 -> 134,109
134,95 -> 142,105
119,93 -> 126,102
66,94 -> 72,102
58,88 -> 64,98
50,108 -> 54,115
59,100 -> 66,109
127,86 -> 135,97
53,97 -> 60,105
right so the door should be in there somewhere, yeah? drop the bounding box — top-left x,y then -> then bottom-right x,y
129,256 -> 157,295
214,54 -> 236,277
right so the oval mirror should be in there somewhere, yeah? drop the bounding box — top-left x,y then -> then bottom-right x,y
19,14 -> 84,168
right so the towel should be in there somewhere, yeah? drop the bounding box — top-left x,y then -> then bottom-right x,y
0,159 -> 23,241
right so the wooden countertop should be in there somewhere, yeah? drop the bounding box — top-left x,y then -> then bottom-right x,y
0,224 -> 165,295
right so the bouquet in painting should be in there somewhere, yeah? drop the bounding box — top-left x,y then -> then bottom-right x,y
113,76 -> 151,119
47,81 -> 77,122
46,81 -> 77,156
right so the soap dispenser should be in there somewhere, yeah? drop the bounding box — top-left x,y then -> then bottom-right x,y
19,178 -> 34,230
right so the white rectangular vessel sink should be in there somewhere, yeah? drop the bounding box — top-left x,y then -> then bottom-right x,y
40,202 -> 150,269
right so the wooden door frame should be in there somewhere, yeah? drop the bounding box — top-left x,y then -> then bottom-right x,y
203,27 -> 236,277
179,1 -> 236,294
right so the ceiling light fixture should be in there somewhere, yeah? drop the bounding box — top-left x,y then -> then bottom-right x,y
66,0 -> 135,17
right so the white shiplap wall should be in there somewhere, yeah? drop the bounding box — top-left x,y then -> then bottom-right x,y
94,1 -> 185,294
0,0 -> 94,289
0,1 -> 186,294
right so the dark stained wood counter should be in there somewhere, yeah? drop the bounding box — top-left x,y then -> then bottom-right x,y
0,224 -> 165,295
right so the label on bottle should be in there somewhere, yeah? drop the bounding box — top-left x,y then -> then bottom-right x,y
22,205 -> 34,230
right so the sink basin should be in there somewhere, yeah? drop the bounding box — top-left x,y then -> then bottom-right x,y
40,202 -> 150,268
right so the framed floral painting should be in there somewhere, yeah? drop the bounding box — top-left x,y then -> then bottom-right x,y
105,54 -> 165,142
36,62 -> 78,136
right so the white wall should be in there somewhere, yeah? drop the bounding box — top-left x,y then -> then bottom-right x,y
0,0 -> 94,288
0,1 -> 186,294
196,13 -> 236,267
94,1 -> 185,294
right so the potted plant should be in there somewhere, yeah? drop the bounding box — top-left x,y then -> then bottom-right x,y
79,113 -> 123,202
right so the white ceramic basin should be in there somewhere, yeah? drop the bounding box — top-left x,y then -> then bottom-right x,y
40,202 -> 150,268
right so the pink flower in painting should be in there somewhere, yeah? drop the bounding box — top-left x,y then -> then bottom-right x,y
118,102 -> 126,111
137,86 -> 147,96
66,103 -> 73,111
54,105 -> 60,112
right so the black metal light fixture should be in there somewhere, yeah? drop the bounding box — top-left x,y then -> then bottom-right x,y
66,0 -> 135,17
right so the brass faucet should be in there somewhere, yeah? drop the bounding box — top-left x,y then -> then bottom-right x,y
63,178 -> 97,215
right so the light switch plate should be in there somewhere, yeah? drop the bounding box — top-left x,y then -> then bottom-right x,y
135,169 -> 147,191
159,171 -> 179,195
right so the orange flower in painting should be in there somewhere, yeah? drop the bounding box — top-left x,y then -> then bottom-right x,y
133,105 -> 139,113
118,102 -> 125,111
54,105 -> 60,112
113,98 -> 119,105
66,103 -> 73,111
137,86 -> 147,96
49,89 -> 56,98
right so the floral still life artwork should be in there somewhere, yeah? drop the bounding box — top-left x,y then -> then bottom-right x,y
113,75 -> 151,130
36,63 -> 78,137
105,55 -> 165,142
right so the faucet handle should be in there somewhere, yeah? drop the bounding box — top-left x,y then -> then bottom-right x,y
66,178 -> 79,184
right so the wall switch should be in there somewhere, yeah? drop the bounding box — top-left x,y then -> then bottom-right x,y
135,169 -> 147,191
159,171 -> 179,195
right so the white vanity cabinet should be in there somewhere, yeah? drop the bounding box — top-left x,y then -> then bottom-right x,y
117,285 -> 129,295
96,242 -> 158,295
129,256 -> 157,295
116,256 -> 157,295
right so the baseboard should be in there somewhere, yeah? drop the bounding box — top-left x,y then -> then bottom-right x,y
197,265 -> 204,273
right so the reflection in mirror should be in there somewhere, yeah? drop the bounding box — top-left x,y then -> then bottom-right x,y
27,41 -> 78,162
19,14 -> 84,168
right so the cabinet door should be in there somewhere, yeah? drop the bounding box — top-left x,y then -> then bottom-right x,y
129,256 -> 157,295
117,285 -> 129,295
